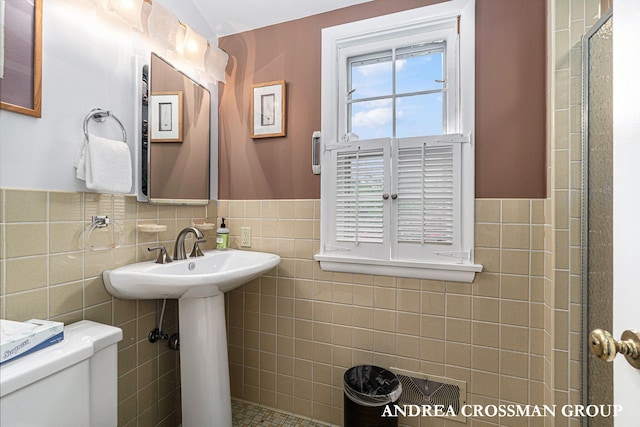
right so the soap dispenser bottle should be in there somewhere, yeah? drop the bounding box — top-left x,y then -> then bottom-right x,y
216,218 -> 229,250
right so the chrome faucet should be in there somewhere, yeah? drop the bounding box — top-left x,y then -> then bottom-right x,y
173,227 -> 204,260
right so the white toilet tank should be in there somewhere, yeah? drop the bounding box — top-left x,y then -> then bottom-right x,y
0,320 -> 123,427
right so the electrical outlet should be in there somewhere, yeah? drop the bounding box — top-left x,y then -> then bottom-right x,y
240,227 -> 251,247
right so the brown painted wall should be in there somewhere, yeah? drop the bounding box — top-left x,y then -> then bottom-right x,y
218,0 -> 546,199
475,0 -> 547,198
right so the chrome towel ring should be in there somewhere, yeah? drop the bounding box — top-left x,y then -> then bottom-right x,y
83,108 -> 127,142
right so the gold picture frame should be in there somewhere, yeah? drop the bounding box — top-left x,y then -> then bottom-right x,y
150,91 -> 184,142
251,80 -> 286,138
0,0 -> 42,118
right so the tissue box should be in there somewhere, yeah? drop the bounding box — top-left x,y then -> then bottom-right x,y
0,319 -> 64,365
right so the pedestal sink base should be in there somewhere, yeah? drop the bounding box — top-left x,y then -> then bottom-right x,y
179,295 -> 232,427
102,249 -> 281,426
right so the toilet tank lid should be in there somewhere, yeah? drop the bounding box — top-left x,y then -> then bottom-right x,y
0,320 -> 122,398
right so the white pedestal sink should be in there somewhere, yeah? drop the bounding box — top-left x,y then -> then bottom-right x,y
103,249 -> 280,427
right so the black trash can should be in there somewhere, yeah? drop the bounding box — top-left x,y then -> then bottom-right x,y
343,365 -> 402,427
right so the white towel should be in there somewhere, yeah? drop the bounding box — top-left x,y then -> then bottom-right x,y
74,138 -> 87,181
74,133 -> 132,194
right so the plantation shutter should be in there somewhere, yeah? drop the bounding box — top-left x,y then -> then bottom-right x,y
392,135 -> 466,262
327,138 -> 391,260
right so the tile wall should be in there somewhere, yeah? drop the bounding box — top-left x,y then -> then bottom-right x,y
546,1 -> 607,426
0,188 -> 217,427
0,191 -> 580,427
219,198 -> 548,427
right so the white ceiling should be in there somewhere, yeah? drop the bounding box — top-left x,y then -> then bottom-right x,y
187,0 -> 374,38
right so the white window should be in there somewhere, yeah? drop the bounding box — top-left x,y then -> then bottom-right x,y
316,0 -> 482,282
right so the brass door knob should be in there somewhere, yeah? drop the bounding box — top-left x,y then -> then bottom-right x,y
589,329 -> 640,369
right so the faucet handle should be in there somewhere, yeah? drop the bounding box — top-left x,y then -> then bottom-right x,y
190,240 -> 206,258
148,246 -> 173,264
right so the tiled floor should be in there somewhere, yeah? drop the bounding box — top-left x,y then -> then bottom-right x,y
232,400 -> 331,427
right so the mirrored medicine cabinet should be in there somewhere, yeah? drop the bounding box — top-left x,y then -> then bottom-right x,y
138,53 -> 211,205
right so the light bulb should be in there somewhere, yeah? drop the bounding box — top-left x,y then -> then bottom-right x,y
183,26 -> 207,70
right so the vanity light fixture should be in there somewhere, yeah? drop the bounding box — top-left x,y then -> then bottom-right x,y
204,46 -> 229,84
105,0 -> 144,31
183,26 -> 208,70
147,1 -> 179,50
103,0 -> 228,83
174,24 -> 187,55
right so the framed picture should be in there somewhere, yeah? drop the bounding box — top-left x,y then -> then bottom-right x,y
150,91 -> 183,142
0,0 -> 42,118
251,80 -> 286,138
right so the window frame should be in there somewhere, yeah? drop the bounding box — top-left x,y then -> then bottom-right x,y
316,0 -> 481,283
341,27 -> 458,140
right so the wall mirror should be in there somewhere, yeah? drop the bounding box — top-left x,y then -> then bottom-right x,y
0,0 -> 42,117
141,53 -> 211,205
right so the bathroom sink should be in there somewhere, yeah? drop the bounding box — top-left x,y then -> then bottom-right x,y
103,248 -> 280,426
103,249 -> 280,299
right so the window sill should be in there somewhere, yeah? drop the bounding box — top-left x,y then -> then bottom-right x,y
314,254 -> 483,283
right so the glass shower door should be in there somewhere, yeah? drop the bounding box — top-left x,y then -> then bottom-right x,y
581,10 -> 613,427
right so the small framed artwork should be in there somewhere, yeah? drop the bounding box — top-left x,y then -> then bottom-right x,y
0,0 -> 43,118
150,91 -> 183,142
251,80 -> 286,138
